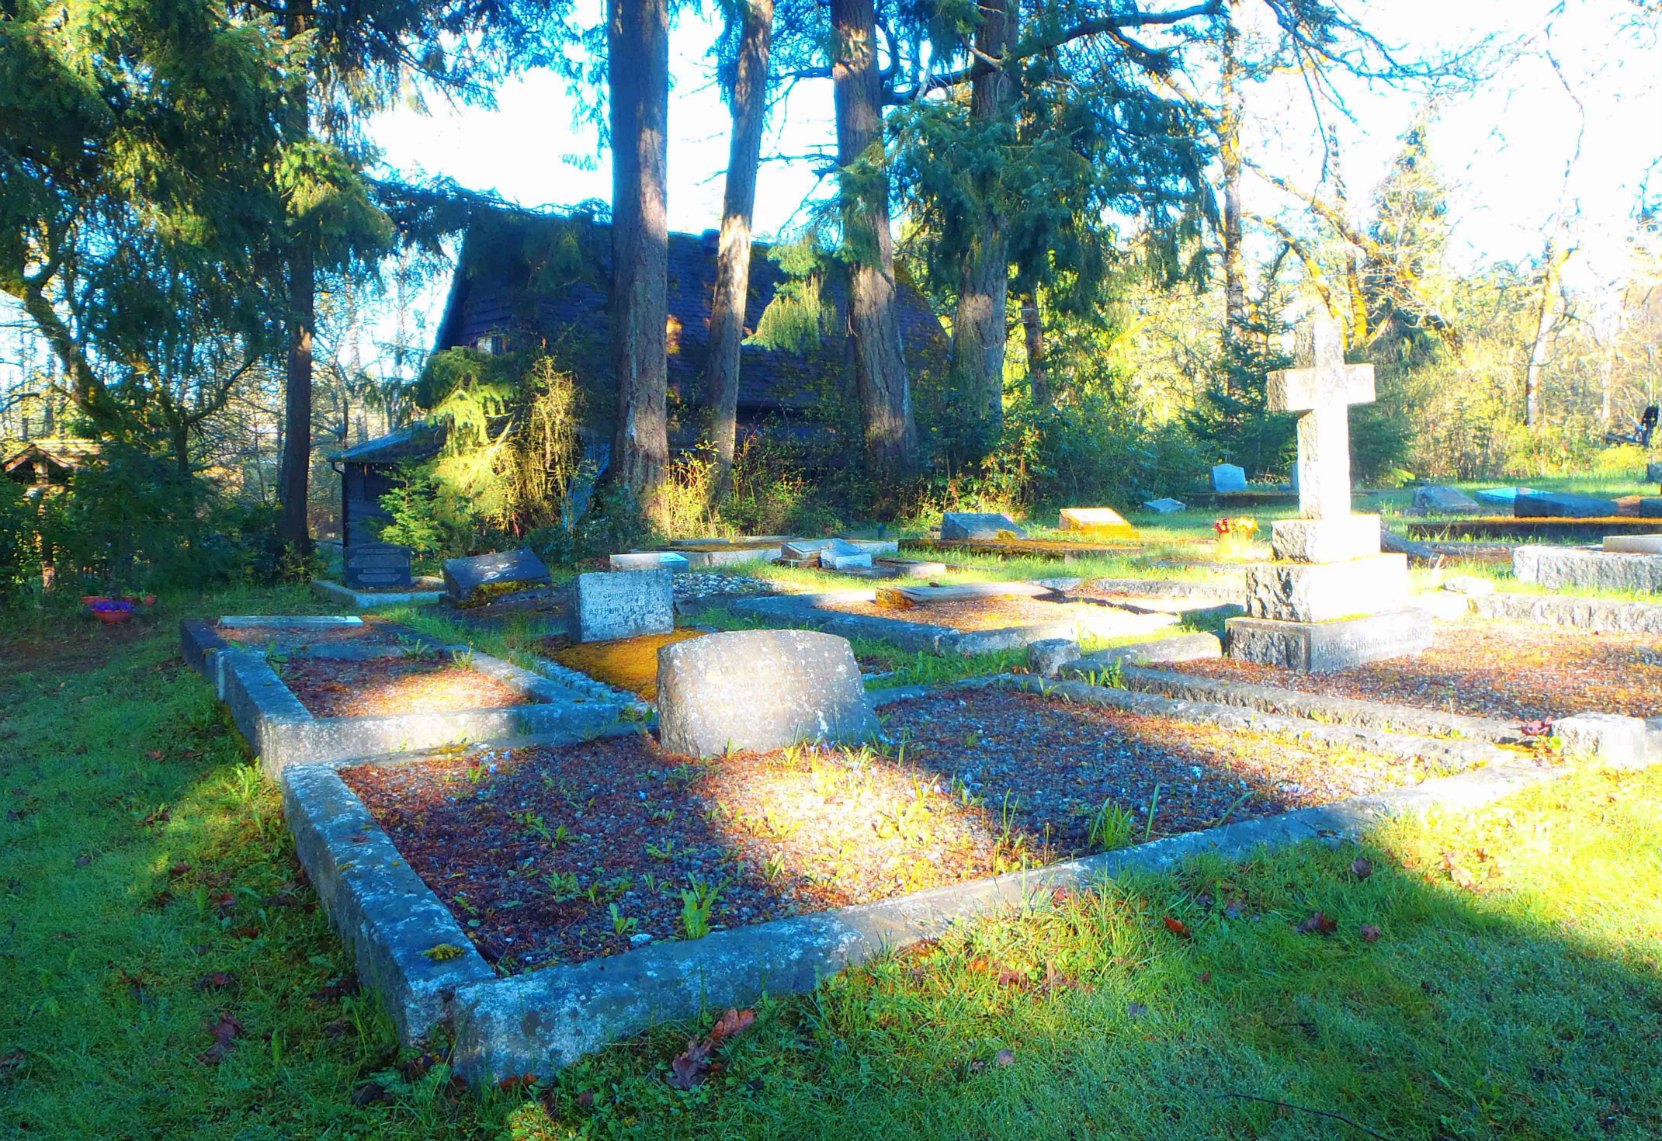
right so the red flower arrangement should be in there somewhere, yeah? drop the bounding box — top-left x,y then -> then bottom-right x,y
1212,516 -> 1258,538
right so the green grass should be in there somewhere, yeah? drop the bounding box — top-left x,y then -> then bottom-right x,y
5,591 -> 1662,1138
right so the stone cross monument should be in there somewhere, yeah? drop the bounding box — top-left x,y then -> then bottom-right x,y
1225,311 -> 1432,671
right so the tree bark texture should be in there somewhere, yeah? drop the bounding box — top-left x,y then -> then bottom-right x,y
1218,19 -> 1247,355
950,0 -> 1015,457
1021,292 -> 1049,407
704,0 -> 775,483
831,0 -> 918,481
277,0 -> 316,553
608,0 -> 672,519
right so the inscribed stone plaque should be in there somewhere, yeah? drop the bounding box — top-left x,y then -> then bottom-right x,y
1210,464 -> 1247,493
940,512 -> 1028,541
344,542 -> 413,588
570,569 -> 674,643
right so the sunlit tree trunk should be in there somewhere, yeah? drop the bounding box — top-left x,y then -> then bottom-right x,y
831,0 -> 917,482
278,0 -> 316,553
1021,292 -> 1050,407
704,0 -> 775,487
1219,16 -> 1247,357
608,0 -> 671,521
1525,240 -> 1572,429
951,0 -> 1015,458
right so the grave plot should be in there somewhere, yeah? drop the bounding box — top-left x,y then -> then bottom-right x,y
536,628 -> 709,699
182,616 -> 623,774
335,685 -> 1469,973
1159,616 -> 1662,723
726,583 -> 1178,654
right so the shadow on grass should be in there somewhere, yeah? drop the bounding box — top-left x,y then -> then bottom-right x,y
3,591 -> 1661,1140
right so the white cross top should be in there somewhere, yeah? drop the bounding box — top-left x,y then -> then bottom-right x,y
1267,312 -> 1375,521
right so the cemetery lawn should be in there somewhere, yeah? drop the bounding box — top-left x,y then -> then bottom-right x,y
1170,617 -> 1662,722
1,590 -> 1659,1139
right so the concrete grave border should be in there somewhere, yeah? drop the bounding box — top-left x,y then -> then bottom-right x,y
724,588 -> 1178,656
252,665 -> 1662,1086
1468,590 -> 1662,634
311,578 -> 446,610
186,624 -> 625,775
182,616 -> 444,699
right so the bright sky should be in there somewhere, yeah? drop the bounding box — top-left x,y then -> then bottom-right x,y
372,0 -> 1661,303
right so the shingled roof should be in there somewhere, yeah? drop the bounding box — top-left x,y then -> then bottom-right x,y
432,210 -> 947,423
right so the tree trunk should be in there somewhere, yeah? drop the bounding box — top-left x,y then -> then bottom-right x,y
950,0 -> 1015,458
704,0 -> 775,486
1525,240 -> 1572,429
277,0 -> 315,553
1219,18 -> 1247,358
1021,292 -> 1049,407
608,0 -> 672,521
831,0 -> 917,482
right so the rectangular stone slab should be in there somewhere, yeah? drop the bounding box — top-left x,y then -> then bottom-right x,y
940,512 -> 1027,541
443,548 -> 552,602
1270,516 -> 1381,563
1603,535 -> 1662,554
1244,554 -> 1408,623
1058,507 -> 1136,538
609,552 -> 691,572
1514,491 -> 1619,518
1225,607 -> 1433,672
873,558 -> 948,578
1514,545 -> 1662,593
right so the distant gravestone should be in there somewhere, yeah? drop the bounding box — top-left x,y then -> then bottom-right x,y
608,551 -> 691,572
940,512 -> 1028,541
1603,535 -> 1662,554
821,538 -> 873,571
1514,491 -> 1618,518
1141,497 -> 1186,514
1474,486 -> 1535,506
1641,498 -> 1662,518
1648,462 -> 1662,485
1411,485 -> 1481,515
570,569 -> 674,643
443,548 -> 552,603
1211,464 -> 1248,493
1058,507 -> 1136,538
656,629 -> 880,758
344,542 -> 413,589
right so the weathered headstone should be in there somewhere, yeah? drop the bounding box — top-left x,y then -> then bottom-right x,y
344,542 -> 414,589
821,538 -> 873,571
443,548 -> 552,603
1641,498 -> 1662,518
1141,497 -> 1186,514
1474,486 -> 1535,506
1226,312 -> 1430,671
1410,485 -> 1482,515
1058,507 -> 1136,538
1648,461 -> 1662,485
1515,545 -> 1662,593
940,512 -> 1028,541
1514,491 -> 1618,519
655,629 -> 880,757
1210,464 -> 1247,493
570,570 -> 674,643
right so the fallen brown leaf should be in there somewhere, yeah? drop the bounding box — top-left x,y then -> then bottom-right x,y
1297,912 -> 1338,936
1361,924 -> 1382,943
197,1012 -> 243,1065
1163,916 -> 1193,939
1351,857 -> 1373,880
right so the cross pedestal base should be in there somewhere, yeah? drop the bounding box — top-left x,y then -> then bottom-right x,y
1224,607 -> 1433,673
1270,515 -> 1380,563
1243,553 -> 1409,623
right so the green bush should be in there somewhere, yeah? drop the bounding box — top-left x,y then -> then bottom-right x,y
0,480 -> 43,603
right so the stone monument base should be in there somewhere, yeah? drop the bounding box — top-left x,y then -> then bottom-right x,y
1225,607 -> 1433,672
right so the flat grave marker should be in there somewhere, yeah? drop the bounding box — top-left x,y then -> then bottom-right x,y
344,542 -> 414,588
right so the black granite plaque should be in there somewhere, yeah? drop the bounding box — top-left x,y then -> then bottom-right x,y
344,542 -> 413,589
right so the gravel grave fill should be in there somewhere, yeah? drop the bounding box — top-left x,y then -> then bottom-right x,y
1170,618 -> 1662,721
340,687 -> 1472,972
277,655 -> 534,719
